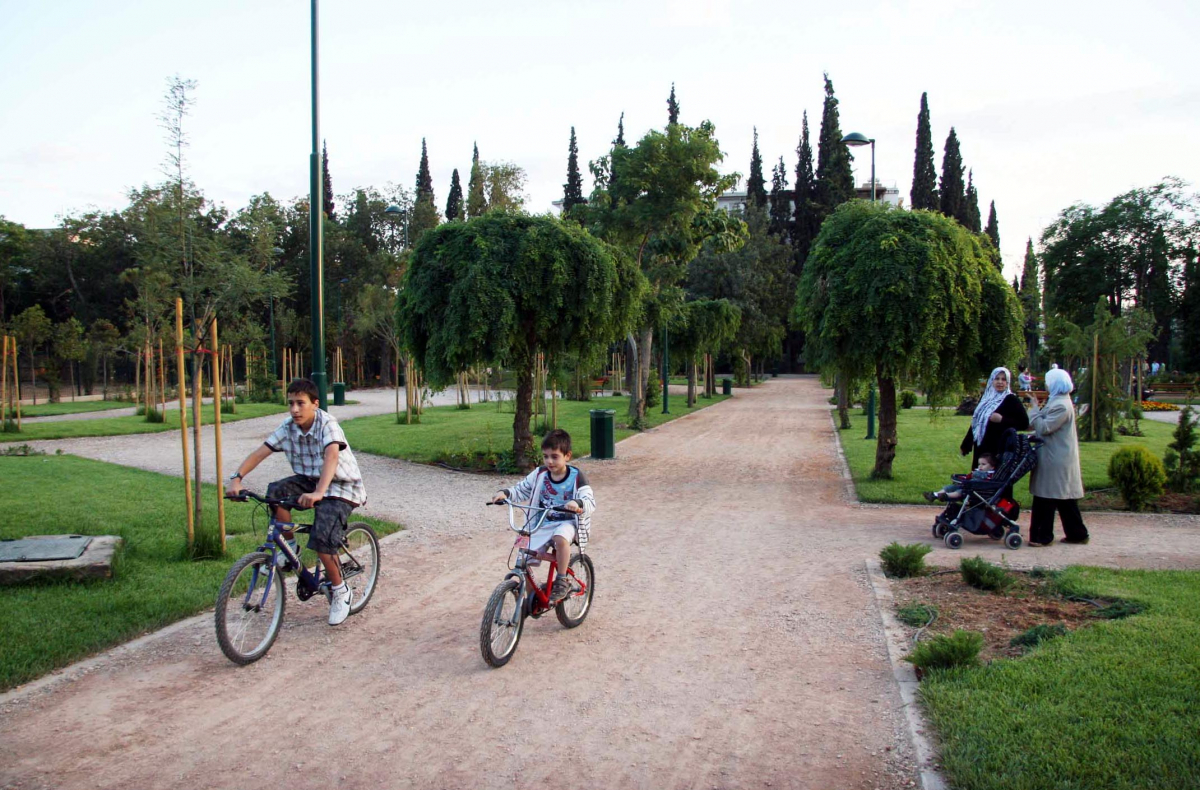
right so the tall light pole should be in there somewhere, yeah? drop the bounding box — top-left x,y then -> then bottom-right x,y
308,0 -> 328,406
842,131 -> 877,438
842,132 -> 875,202
384,204 -> 408,251
270,246 -> 283,382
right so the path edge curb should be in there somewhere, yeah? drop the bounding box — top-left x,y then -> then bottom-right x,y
864,558 -> 948,790
828,410 -> 859,503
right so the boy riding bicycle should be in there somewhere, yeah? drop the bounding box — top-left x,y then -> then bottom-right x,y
225,378 -> 367,626
492,429 -> 595,604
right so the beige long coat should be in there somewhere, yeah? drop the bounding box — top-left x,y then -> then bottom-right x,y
1028,395 -> 1085,500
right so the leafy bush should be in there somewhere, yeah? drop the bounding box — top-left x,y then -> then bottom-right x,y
956,397 -> 978,416
645,368 -> 661,409
905,630 -> 984,672
879,542 -> 933,578
960,556 -> 1014,592
1108,445 -> 1166,511
897,603 -> 937,628
900,390 -> 918,409
1010,623 -> 1067,651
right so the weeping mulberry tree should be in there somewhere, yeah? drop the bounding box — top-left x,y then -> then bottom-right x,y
398,212 -> 644,467
794,202 -> 1022,478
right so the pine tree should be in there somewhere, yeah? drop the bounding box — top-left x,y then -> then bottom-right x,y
467,142 -> 487,219
321,140 -> 336,220
814,74 -> 855,217
793,111 -> 818,270
562,126 -> 586,220
607,112 -> 627,196
910,92 -> 938,210
667,83 -> 679,124
410,138 -> 439,242
1179,246 -> 1200,372
1145,225 -> 1174,362
747,127 -> 767,209
614,112 -> 626,147
446,168 -> 464,222
985,200 -> 1000,252
768,156 -> 791,238
963,169 -> 982,232
1018,238 -> 1042,364
1012,276 -> 1020,291
939,127 -> 965,222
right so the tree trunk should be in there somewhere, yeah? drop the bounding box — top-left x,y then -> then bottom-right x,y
873,375 -> 899,479
103,355 -> 108,399
836,372 -> 850,429
29,348 -> 37,405
631,326 -> 653,424
394,346 -> 401,422
687,357 -> 696,408
624,335 -> 636,398
513,364 -> 534,470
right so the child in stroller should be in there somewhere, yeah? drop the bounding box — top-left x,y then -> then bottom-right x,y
922,453 -> 996,503
929,429 -> 1042,551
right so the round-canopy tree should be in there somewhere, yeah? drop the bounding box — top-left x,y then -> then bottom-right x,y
794,202 -> 1022,478
399,212 -> 645,466
670,298 -> 741,406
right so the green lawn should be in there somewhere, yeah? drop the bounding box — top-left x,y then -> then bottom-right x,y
920,566 -> 1200,790
840,409 -> 1175,506
342,394 -> 730,467
0,402 -> 288,443
0,455 -> 401,690
8,400 -> 132,418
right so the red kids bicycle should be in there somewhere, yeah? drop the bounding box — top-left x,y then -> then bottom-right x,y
480,499 -> 595,668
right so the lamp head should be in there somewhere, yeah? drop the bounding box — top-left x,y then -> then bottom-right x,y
841,132 -> 873,147
384,204 -> 404,215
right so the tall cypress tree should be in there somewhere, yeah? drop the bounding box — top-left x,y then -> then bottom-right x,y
446,168 -> 464,222
768,156 -> 791,239
563,126 -> 586,220
1179,246 -> 1200,371
793,111 -> 818,270
321,140 -> 336,220
939,127 -> 965,222
963,170 -> 982,232
985,200 -> 1000,252
410,138 -> 439,242
466,142 -> 487,219
910,92 -> 938,210
747,127 -> 767,209
607,112 -> 627,196
814,74 -> 854,217
1018,238 -> 1042,364
1146,225 -> 1174,362
667,83 -> 679,124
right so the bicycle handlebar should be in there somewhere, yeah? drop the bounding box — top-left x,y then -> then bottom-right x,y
225,490 -> 302,509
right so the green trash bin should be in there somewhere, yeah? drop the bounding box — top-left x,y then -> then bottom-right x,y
332,382 -> 346,406
722,378 -> 732,396
589,408 -> 616,460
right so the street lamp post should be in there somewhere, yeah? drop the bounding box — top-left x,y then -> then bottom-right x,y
661,325 -> 669,414
384,204 -> 409,251
270,247 -> 283,382
308,0 -> 328,406
842,131 -> 877,438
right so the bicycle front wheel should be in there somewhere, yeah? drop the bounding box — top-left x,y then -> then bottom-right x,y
480,579 -> 523,668
341,522 -> 380,615
215,552 -> 286,665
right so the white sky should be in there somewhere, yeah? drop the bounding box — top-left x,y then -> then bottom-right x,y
2,0 -> 1197,281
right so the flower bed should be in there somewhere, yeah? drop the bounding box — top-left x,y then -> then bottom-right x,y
1140,400 -> 1180,412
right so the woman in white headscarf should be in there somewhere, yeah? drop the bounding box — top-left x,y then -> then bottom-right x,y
960,367 -> 1030,466
1024,368 -> 1089,546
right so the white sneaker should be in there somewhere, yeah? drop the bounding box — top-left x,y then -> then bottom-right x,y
328,583 -> 353,626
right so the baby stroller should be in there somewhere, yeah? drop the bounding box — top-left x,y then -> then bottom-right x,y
931,428 -> 1043,551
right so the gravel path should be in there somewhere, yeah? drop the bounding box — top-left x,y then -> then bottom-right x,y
3,377 -> 1198,790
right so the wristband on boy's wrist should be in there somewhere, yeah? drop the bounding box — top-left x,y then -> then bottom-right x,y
229,472 -> 243,481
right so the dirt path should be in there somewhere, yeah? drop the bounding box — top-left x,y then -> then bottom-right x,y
3,377 -> 1199,790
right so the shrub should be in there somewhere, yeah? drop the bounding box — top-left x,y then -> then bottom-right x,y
900,390 -> 918,409
1164,406 -> 1200,492
1094,600 -> 1145,620
960,556 -> 1014,592
896,603 -> 937,628
879,542 -> 933,578
645,368 -> 661,409
1108,445 -> 1166,511
955,397 -> 978,416
1010,623 -> 1067,651
905,630 -> 984,672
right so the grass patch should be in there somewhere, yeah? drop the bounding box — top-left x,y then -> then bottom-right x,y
342,394 -> 730,469
920,566 -> 1200,790
0,402 -> 287,443
0,455 -> 401,690
9,400 -> 131,418
1009,623 -> 1067,651
838,408 -> 1176,506
897,602 -> 938,628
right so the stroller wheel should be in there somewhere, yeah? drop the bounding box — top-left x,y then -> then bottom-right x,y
944,531 -> 963,550
932,522 -> 947,540
1005,532 -> 1023,550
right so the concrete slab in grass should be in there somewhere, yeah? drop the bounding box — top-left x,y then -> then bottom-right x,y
0,535 -> 123,585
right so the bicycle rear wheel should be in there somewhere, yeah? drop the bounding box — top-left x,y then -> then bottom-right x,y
215,552 -> 286,665
480,579 -> 523,668
341,522 -> 380,615
555,553 -> 594,628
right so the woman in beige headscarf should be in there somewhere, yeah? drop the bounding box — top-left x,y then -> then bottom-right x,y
1025,368 -> 1089,546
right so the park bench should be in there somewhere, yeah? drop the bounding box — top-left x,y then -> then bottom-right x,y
1143,382 -> 1196,399
589,377 -> 610,397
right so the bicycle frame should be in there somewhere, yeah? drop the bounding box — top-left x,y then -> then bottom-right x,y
495,501 -> 587,618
